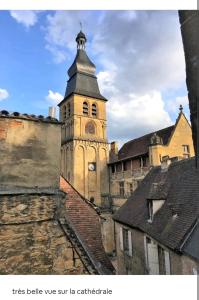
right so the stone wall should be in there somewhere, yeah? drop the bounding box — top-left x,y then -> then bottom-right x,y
0,193 -> 87,275
115,222 -> 199,275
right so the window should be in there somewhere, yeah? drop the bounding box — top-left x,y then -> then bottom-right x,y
85,121 -> 95,135
119,182 -> 124,196
63,105 -> 67,120
182,145 -> 190,153
92,103 -> 97,117
148,200 -> 153,222
123,160 -> 131,171
67,103 -> 71,117
116,163 -> 122,172
119,227 -> 133,257
140,156 -> 147,168
129,183 -> 133,195
144,237 -> 170,275
111,165 -> 115,173
182,145 -> 190,158
83,102 -> 88,115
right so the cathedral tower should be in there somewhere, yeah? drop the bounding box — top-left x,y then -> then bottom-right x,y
59,31 -> 109,205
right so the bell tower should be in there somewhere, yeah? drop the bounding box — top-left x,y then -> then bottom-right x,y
59,31 -> 109,205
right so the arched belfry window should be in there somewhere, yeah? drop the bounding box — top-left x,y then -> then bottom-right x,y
67,103 -> 71,117
85,121 -> 95,135
83,102 -> 88,115
92,103 -> 97,117
63,105 -> 67,120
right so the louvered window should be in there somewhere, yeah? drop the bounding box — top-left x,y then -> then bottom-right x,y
92,103 -> 97,117
83,102 -> 88,115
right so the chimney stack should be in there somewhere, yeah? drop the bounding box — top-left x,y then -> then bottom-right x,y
48,107 -> 56,118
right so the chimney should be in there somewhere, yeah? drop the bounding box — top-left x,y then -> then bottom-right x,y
48,106 -> 56,118
161,155 -> 171,171
111,141 -> 118,155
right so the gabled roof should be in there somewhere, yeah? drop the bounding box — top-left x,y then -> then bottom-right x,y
60,176 -> 114,274
113,158 -> 199,259
118,125 -> 175,160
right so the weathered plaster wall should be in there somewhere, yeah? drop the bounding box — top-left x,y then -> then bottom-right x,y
0,117 -> 61,189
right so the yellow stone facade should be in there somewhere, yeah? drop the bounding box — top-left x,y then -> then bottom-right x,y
60,94 -> 109,205
109,112 -> 195,210
149,113 -> 195,166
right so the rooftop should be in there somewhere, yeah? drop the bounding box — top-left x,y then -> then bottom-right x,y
113,158 -> 199,260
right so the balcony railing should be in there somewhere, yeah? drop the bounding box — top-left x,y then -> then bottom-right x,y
111,167 -> 150,180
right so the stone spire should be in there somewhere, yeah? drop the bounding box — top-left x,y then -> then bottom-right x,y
62,31 -> 107,102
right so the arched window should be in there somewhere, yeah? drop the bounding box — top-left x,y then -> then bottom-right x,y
63,105 -> 67,120
85,121 -> 95,135
67,103 -> 71,117
83,102 -> 88,115
92,103 -> 97,117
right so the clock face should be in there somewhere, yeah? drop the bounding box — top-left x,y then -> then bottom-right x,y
88,163 -> 96,171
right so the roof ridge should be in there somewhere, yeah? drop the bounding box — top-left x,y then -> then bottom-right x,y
122,124 -> 175,147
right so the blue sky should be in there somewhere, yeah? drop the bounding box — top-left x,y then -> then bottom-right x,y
0,11 -> 189,145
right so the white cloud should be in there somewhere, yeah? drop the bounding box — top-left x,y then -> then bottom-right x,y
42,11 -> 186,143
0,88 -> 9,101
46,90 -> 63,105
107,91 -> 172,144
10,11 -> 39,28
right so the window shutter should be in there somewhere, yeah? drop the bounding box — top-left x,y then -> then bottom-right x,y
128,231 -> 133,256
164,250 -> 170,275
119,227 -> 123,251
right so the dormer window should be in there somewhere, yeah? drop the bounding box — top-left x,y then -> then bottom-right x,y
92,103 -> 97,117
148,200 -> 153,222
83,102 -> 88,115
147,198 -> 165,222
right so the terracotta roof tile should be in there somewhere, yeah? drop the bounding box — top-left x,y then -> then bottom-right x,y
60,176 -> 114,274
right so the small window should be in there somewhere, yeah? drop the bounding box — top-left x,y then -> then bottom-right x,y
120,227 -> 133,257
83,102 -> 88,115
85,121 -> 95,135
148,200 -> 153,222
119,182 -> 124,196
92,103 -> 97,117
67,103 -> 71,117
123,228 -> 129,252
111,165 -> 115,173
63,105 -> 67,120
129,183 -> 133,195
182,145 -> 190,153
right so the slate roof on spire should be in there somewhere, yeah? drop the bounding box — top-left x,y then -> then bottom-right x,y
58,32 -> 107,106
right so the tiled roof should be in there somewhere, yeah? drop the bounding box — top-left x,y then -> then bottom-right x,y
0,110 -> 60,124
118,125 -> 174,160
113,158 -> 199,257
60,176 -> 114,274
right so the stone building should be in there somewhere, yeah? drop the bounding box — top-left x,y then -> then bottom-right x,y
0,111 -> 114,275
108,109 -> 194,211
59,31 -> 109,206
113,157 -> 199,275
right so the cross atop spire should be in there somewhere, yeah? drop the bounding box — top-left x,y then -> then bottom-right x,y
179,104 -> 183,113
